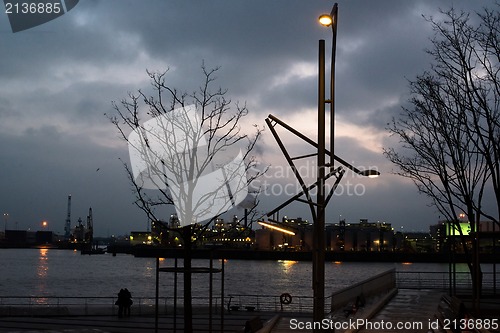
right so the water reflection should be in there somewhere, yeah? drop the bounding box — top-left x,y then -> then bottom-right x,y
36,248 -> 49,303
37,248 -> 48,278
143,258 -> 156,278
0,249 -> 493,299
279,260 -> 298,272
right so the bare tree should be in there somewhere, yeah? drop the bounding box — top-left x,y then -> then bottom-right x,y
384,5 -> 499,308
108,65 -> 264,331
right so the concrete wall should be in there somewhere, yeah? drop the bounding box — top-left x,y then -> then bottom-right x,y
330,269 -> 396,312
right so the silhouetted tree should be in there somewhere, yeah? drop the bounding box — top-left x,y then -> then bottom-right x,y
384,5 -> 499,308
109,65 -> 264,331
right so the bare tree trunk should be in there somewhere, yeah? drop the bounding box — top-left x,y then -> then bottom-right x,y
183,226 -> 193,332
472,214 -> 482,313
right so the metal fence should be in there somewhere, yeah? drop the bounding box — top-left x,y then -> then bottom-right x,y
0,296 -> 175,316
226,293 -> 315,313
0,294 -> 315,316
396,271 -> 498,293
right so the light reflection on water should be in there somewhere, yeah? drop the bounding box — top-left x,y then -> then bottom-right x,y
0,248 -> 490,298
35,248 -> 49,303
37,248 -> 49,279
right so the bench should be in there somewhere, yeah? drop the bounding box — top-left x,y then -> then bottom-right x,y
433,295 -> 466,333
228,295 -> 258,313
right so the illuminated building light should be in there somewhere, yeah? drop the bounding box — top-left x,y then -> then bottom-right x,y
258,221 -> 295,235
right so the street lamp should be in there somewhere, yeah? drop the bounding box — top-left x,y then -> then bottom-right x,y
359,169 -> 380,178
318,14 -> 333,27
312,4 -> 339,326
319,3 -> 338,169
264,4 -> 379,327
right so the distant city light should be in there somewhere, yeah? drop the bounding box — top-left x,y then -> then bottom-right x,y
258,221 -> 295,235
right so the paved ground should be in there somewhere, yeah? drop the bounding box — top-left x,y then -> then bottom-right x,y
357,289 -> 442,333
1,290 -> 498,333
0,310 -> 299,333
0,291 -> 427,333
269,289 -> 500,333
270,289 -> 393,333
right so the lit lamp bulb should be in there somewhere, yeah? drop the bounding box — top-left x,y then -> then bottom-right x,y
359,170 -> 381,178
318,14 -> 333,27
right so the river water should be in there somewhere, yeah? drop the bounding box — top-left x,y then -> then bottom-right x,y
0,248 -> 491,299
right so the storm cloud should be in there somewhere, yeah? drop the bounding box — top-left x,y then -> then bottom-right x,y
0,0 -> 493,235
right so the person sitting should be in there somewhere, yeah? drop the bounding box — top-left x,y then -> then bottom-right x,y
124,288 -> 133,317
115,289 -> 126,318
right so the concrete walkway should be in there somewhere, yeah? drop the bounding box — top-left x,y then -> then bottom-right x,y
0,311 -> 274,333
357,289 -> 442,333
1,291 -> 497,333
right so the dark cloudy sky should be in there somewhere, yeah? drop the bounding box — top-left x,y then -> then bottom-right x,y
0,0 -> 494,236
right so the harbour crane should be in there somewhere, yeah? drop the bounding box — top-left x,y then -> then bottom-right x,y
64,195 -> 71,239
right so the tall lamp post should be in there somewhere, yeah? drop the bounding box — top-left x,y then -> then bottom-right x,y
265,4 -> 378,327
312,4 -> 338,326
319,4 -> 338,168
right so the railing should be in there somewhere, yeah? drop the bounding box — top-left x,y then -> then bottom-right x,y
0,296 -> 218,316
227,294 -> 315,313
0,294 -> 315,316
396,271 -> 498,293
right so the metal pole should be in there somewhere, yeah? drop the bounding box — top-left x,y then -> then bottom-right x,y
453,234 -> 456,295
221,258 -> 225,332
448,223 -> 452,296
174,256 -> 178,333
209,252 -> 213,333
155,257 -> 159,333
313,39 -> 326,328
329,4 -> 338,168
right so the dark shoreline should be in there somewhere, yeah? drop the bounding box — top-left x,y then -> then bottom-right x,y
128,246 -> 498,263
1,243 -> 497,263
